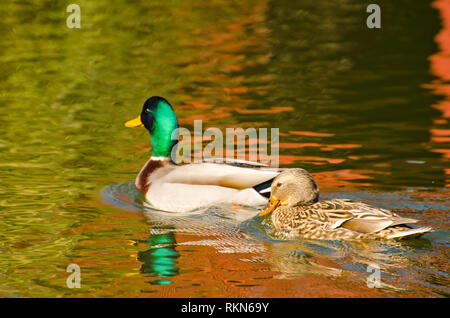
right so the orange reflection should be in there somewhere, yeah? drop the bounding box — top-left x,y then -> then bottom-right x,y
179,100 -> 213,110
167,231 -> 385,298
289,131 -> 335,137
430,128 -> 450,142
431,148 -> 450,159
234,106 -> 294,114
279,142 -> 322,149
178,111 -> 232,125
172,0 -> 273,127
279,155 -> 345,165
279,142 -> 361,150
427,1 -> 450,120
430,0 -> 450,82
312,170 -> 377,191
427,0 -> 450,187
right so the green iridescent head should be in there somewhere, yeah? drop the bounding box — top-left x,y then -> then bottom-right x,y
125,96 -> 179,157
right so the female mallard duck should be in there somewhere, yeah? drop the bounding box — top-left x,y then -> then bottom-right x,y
259,169 -> 433,240
125,96 -> 279,213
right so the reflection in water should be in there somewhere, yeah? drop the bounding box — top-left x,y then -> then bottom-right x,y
138,230 -> 180,285
252,219 -> 446,294
426,0 -> 450,187
0,0 -> 448,297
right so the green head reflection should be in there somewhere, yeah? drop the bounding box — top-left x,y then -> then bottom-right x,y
138,229 -> 179,285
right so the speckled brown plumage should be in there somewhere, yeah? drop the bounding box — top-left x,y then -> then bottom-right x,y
260,169 -> 433,240
270,199 -> 430,240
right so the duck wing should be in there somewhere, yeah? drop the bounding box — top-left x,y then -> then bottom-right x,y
202,157 -> 271,168
203,159 -> 280,196
162,161 -> 280,190
314,199 -> 418,234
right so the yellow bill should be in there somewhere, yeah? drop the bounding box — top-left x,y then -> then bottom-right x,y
125,115 -> 144,127
258,195 -> 281,216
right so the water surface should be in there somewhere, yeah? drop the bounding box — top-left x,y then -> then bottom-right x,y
0,0 -> 448,297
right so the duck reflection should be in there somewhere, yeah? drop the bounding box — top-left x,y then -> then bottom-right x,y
138,228 -> 180,285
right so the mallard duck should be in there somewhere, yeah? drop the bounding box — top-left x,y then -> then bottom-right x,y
125,96 -> 279,212
258,169 -> 433,240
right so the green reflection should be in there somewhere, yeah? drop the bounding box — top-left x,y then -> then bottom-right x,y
138,230 -> 180,284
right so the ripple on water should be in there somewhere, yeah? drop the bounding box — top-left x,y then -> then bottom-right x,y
101,181 -> 450,297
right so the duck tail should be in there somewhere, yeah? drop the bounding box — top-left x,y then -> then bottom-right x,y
385,226 -> 433,239
252,178 -> 275,198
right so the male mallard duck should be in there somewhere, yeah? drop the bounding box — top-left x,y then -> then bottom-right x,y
258,169 -> 433,240
125,96 -> 279,212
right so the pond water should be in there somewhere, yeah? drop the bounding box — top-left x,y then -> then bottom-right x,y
0,0 -> 448,297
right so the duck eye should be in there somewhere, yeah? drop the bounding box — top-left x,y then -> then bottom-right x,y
144,108 -> 150,114
276,182 -> 282,187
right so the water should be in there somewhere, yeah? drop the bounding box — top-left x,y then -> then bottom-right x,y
0,0 -> 448,297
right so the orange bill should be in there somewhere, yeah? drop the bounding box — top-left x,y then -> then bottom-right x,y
258,196 -> 281,216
